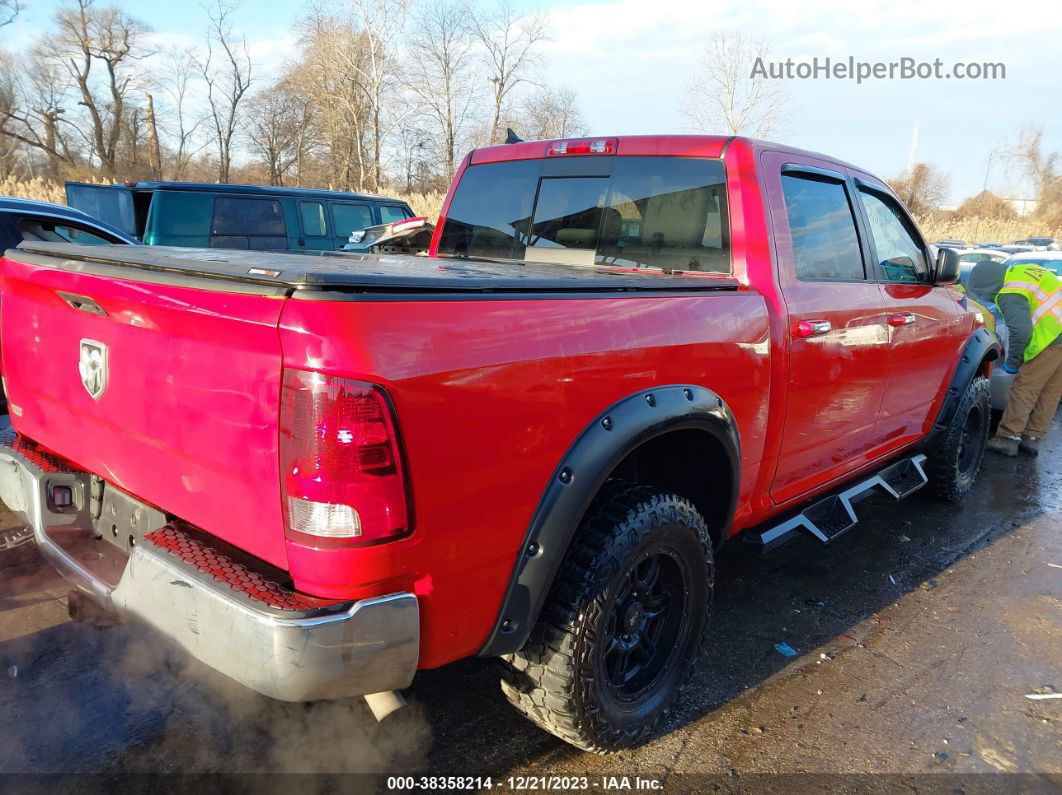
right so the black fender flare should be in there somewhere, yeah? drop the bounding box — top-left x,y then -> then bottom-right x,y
925,326 -> 1001,446
479,384 -> 740,657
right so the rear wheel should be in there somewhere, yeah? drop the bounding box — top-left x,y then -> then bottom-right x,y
499,483 -> 713,753
926,376 -> 991,501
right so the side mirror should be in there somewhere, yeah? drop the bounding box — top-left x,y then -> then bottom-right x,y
934,246 -> 961,285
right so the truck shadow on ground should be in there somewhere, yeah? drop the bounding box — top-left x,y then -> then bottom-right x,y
0,443 -> 1056,774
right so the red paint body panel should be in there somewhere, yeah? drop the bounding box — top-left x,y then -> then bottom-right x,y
0,135 -> 983,674
277,294 -> 771,666
0,257 -> 290,568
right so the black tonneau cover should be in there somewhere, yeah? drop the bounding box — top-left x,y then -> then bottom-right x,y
8,242 -> 739,294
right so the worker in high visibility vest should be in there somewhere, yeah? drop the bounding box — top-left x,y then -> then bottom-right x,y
984,263 -> 1062,456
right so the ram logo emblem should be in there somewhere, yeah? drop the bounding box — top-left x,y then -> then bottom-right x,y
78,339 -> 108,400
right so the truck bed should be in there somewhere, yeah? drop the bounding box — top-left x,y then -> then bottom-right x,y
9,242 -> 741,294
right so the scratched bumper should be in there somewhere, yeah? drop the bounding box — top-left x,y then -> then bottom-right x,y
0,432 -> 420,701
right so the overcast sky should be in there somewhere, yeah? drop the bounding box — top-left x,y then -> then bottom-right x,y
4,0 -> 1060,203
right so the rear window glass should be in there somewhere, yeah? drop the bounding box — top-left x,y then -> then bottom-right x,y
437,156 -> 730,273
380,205 -> 411,223
332,204 -> 373,236
437,160 -> 539,260
19,219 -> 119,245
211,197 -> 286,236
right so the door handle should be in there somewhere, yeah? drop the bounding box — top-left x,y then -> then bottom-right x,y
795,319 -> 832,338
887,312 -> 917,327
56,291 -> 107,317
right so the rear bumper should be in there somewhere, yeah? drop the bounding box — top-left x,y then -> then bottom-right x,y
0,432 -> 420,701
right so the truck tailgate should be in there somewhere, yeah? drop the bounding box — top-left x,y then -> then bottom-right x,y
0,254 -> 289,568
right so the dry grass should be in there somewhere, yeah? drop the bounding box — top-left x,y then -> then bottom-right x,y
0,175 -> 67,205
913,214 -> 1060,245
400,191 -> 446,220
2,175 -> 1055,243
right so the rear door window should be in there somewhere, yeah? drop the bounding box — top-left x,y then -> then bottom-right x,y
437,156 -> 730,272
332,203 -> 373,238
857,188 -> 929,282
210,197 -> 287,250
780,174 -> 865,281
299,201 -> 328,237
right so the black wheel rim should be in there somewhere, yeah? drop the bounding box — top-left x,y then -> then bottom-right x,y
957,401 -> 986,477
601,550 -> 691,702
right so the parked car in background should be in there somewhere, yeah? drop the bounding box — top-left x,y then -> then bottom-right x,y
996,244 -> 1037,255
1013,237 -> 1058,250
934,239 -> 969,249
65,182 -> 415,253
958,247 -> 1009,283
0,196 -> 137,252
1002,250 -> 1062,275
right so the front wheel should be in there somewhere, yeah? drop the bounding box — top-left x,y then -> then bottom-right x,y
499,484 -> 714,753
926,376 -> 991,502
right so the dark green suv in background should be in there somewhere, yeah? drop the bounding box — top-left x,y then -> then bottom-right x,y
65,182 -> 414,252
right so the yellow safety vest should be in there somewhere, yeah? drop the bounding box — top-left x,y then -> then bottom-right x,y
997,264 -> 1062,361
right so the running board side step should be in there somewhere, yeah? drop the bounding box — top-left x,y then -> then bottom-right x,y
748,454 -> 928,552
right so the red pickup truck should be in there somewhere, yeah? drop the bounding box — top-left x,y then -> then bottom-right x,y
0,135 -> 998,752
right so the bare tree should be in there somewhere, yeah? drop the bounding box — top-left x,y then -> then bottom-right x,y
518,86 -> 586,141
0,50 -> 79,177
396,122 -> 429,192
468,0 -> 548,145
243,83 -> 315,186
1,0 -> 21,27
1008,127 -> 1058,201
292,14 -> 373,189
956,190 -> 1015,219
889,163 -> 949,215
406,0 -> 480,182
1007,127 -> 1062,227
159,47 -> 207,179
344,0 -> 409,191
34,0 -> 153,177
683,31 -> 788,138
197,0 -> 253,182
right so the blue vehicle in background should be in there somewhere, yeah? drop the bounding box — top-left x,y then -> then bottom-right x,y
65,181 -> 414,253
0,196 -> 137,252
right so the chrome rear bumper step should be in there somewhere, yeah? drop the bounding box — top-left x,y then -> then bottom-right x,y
748,454 -> 928,552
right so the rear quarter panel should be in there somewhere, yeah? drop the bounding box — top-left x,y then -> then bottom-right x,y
278,292 -> 771,667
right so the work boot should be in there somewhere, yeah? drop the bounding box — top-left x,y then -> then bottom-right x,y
986,436 -> 1019,457
1019,436 -> 1040,456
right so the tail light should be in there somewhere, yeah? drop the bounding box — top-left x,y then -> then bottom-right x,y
279,369 -> 410,547
547,138 -> 616,156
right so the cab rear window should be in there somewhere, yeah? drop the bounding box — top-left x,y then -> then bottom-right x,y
437,156 -> 730,273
